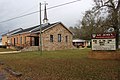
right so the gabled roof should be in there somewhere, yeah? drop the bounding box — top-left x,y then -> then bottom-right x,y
2,28 -> 23,36
31,22 -> 73,35
8,22 -> 73,36
12,23 -> 57,35
14,25 -> 39,34
30,23 -> 57,32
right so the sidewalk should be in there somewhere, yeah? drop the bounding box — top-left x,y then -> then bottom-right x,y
0,51 -> 21,54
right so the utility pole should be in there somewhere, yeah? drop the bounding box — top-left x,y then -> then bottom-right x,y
39,2 -> 42,55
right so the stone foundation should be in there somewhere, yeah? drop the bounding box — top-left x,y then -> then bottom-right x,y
88,51 -> 120,60
21,46 -> 39,51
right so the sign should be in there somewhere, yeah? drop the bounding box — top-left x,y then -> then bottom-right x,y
92,33 -> 116,39
92,33 -> 116,50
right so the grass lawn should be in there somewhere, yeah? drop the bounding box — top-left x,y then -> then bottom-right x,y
0,49 -> 119,80
0,48 -> 15,52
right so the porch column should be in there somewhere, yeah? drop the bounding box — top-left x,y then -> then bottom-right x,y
30,37 -> 32,46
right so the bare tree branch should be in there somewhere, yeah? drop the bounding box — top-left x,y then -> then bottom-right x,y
116,0 -> 120,10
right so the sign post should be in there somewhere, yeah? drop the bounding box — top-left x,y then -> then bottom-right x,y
91,33 -> 116,50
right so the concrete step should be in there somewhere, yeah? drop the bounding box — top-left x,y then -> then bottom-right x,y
22,46 -> 39,51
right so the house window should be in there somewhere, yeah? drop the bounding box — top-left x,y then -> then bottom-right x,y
11,38 -> 12,44
24,37 -> 26,44
20,37 -> 22,45
58,34 -> 62,42
15,37 -> 17,44
50,35 -> 53,42
14,38 -> 15,45
16,37 -> 18,44
65,36 -> 68,42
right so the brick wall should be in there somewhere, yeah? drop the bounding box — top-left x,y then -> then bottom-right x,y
3,23 -> 73,51
2,35 -> 7,45
42,24 -> 73,51
8,33 -> 31,47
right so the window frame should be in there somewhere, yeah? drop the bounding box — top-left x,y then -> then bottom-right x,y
24,36 -> 26,44
16,37 -> 18,44
20,37 -> 22,45
58,34 -> 62,42
65,36 -> 68,42
50,35 -> 53,42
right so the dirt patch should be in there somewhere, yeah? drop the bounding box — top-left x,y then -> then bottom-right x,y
0,62 -> 21,80
88,51 -> 120,60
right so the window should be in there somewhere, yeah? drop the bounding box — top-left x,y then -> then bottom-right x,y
20,37 -> 22,45
14,38 -> 15,45
15,37 -> 17,44
50,35 -> 53,42
16,37 -> 18,44
58,34 -> 62,42
65,36 -> 68,42
11,38 -> 12,44
24,37 -> 26,44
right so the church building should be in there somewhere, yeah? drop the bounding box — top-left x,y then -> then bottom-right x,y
2,4 -> 73,51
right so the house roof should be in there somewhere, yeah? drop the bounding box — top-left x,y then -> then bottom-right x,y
6,22 -> 73,36
31,22 -> 73,35
2,28 -> 23,36
30,22 -> 57,32
14,25 -> 39,34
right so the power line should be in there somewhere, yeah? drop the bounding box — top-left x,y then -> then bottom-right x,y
0,0 -> 81,24
0,11 -> 39,23
47,0 -> 81,10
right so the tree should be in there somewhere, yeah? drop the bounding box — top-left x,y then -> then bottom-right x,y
79,10 -> 109,40
93,0 -> 120,49
69,26 -> 81,39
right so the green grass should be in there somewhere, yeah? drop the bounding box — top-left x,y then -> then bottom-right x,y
0,48 -> 15,52
0,49 -> 119,80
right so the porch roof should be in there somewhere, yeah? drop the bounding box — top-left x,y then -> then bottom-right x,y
27,35 -> 39,37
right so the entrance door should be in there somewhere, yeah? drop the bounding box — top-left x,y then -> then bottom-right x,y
34,37 -> 39,46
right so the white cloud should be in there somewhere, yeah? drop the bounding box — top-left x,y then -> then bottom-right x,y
0,0 -> 93,33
